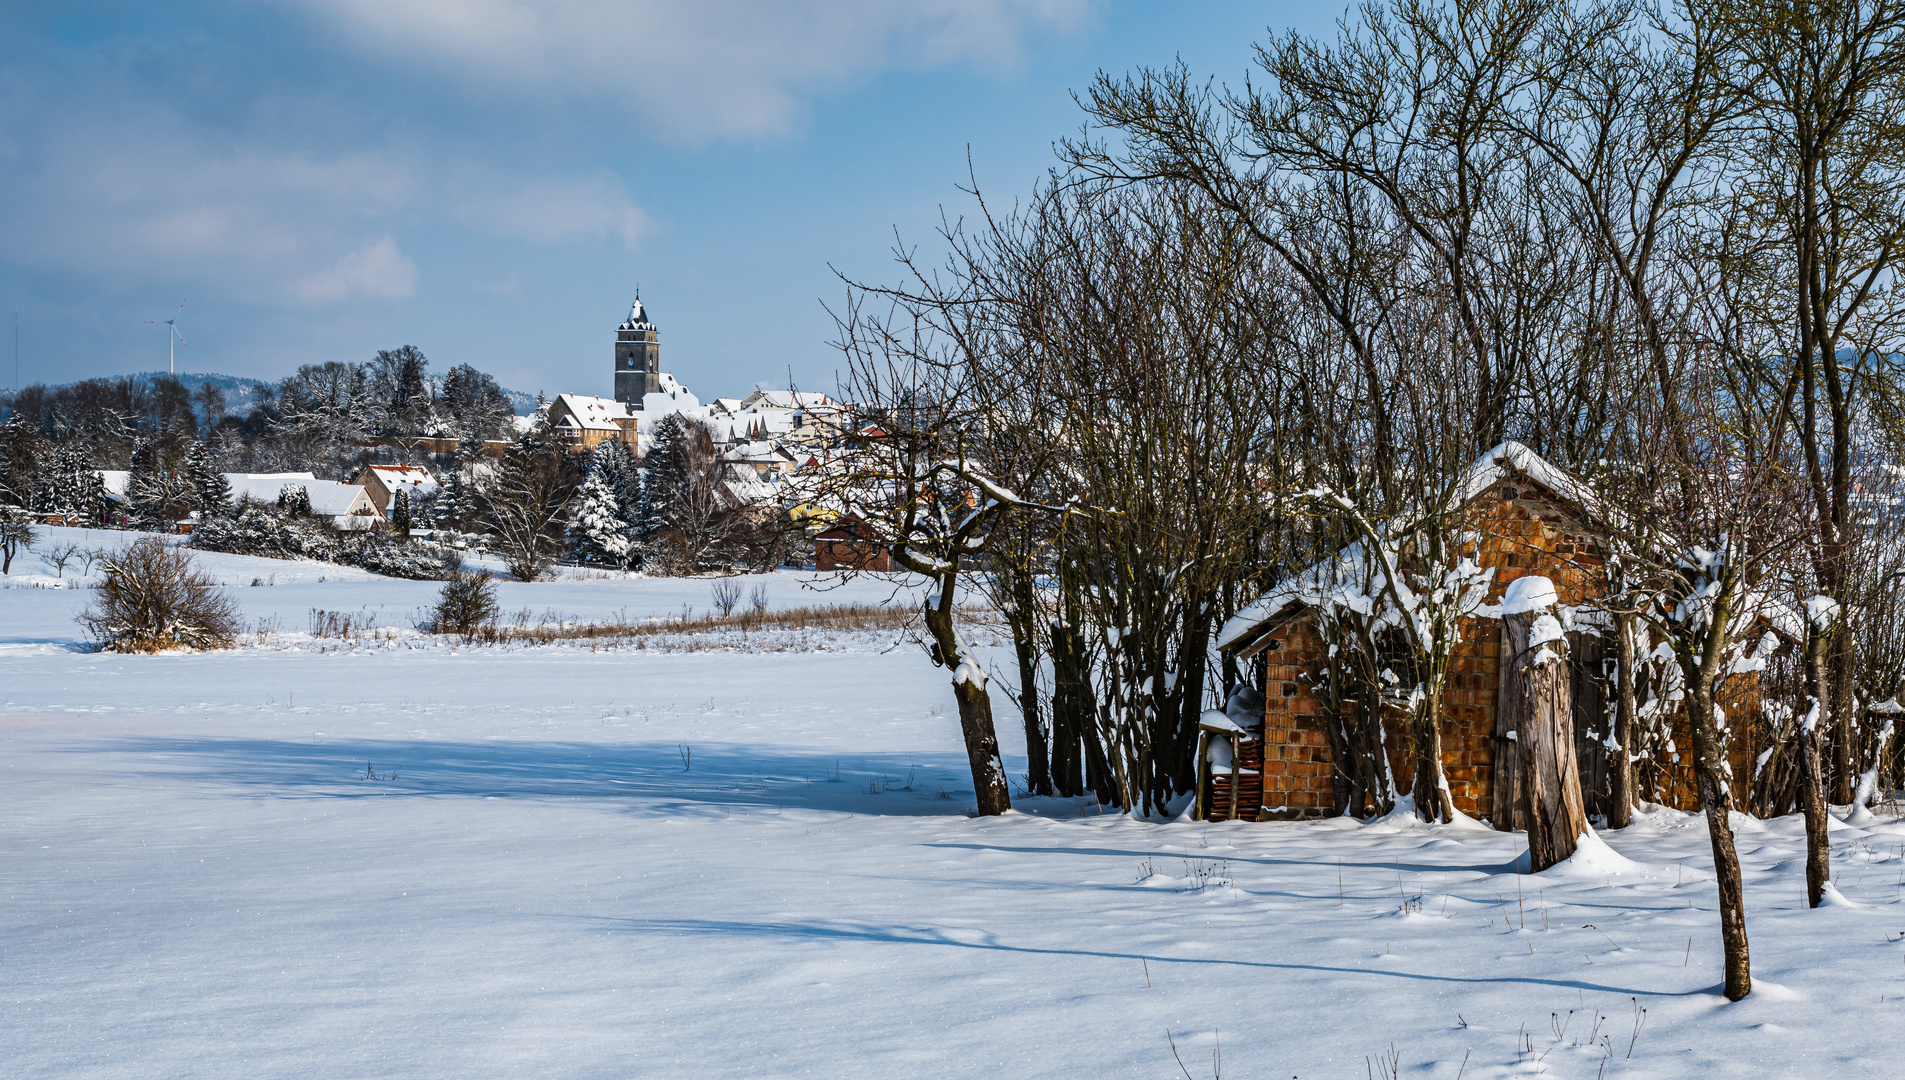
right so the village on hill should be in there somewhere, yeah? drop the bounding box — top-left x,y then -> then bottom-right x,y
0,295 -> 879,580
9,1 -> 1905,1076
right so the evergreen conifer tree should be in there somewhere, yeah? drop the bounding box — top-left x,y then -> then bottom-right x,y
627,416 -> 685,567
35,444 -> 104,524
126,437 -> 170,531
181,442 -> 232,518
566,453 -> 629,566
432,471 -> 471,532
392,487 -> 412,540
593,437 -> 642,562
278,483 -> 312,517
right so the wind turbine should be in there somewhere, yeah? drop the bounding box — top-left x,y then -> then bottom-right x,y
146,300 -> 186,375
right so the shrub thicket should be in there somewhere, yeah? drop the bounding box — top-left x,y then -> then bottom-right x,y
78,537 -> 240,651
433,570 -> 499,636
192,500 -> 457,580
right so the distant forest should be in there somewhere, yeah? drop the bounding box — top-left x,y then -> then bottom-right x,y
0,348 -> 527,479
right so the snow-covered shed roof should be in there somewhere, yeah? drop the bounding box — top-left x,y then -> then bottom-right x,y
358,465 -> 441,505
1216,441 -> 1600,654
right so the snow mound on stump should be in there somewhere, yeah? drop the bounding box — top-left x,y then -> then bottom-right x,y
1537,829 -> 1652,878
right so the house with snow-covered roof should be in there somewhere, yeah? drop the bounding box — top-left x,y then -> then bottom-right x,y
223,472 -> 378,529
546,393 -> 639,451
1205,441 -> 1793,827
350,464 -> 440,518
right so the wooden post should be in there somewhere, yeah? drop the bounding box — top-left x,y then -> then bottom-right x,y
1493,622 -> 1524,832
1194,731 -> 1210,821
1504,609 -> 1588,871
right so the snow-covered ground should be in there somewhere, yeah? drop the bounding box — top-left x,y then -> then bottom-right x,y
5,527 -> 1905,1077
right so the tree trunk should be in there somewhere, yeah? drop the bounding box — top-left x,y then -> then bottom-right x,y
1828,630 -> 1858,804
1800,627 -> 1832,908
1411,687 -> 1456,823
1505,611 -> 1587,871
1007,566 -> 1052,797
1687,683 -> 1751,1001
1607,612 -> 1639,829
923,579 -> 1011,816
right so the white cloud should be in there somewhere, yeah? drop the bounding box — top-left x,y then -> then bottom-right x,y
0,75 -> 652,311
289,236 -> 418,304
452,172 -> 648,249
291,0 -> 1097,139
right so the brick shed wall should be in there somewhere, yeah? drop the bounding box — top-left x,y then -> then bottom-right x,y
1239,471 -> 1764,823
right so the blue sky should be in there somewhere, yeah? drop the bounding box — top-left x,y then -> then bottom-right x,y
0,2 -> 1334,401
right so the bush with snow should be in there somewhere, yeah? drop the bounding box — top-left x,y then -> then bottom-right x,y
78,537 -> 240,652
192,499 -> 459,580
432,570 -> 499,636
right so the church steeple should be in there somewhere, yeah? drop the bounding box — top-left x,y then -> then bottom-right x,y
620,292 -> 655,333
614,293 -> 661,407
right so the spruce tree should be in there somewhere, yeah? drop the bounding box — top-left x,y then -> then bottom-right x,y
70,451 -> 106,526
392,487 -> 412,540
126,437 -> 170,531
594,437 -> 643,563
278,483 -> 312,517
36,444 -> 103,524
432,470 -> 471,532
566,454 -> 629,566
627,417 -> 684,568
181,442 -> 232,518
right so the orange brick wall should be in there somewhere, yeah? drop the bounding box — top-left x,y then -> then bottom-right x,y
1246,472 -> 1763,822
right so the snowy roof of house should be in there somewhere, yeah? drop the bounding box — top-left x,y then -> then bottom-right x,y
1216,441 -> 1603,653
721,470 -> 779,507
740,390 -> 834,412
224,474 -> 371,517
721,441 -> 796,465
552,393 -> 635,431
98,470 -> 130,497
306,484 -> 375,517
361,465 -> 441,496
709,397 -> 745,415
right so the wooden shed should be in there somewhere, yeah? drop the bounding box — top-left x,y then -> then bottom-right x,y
1205,442 -> 1785,826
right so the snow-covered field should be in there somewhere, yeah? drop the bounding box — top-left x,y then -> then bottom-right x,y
5,527 -> 1905,1078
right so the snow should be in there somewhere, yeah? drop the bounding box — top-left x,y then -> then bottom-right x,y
5,527 -> 1905,1076
1805,593 -> 1841,630
1528,612 -> 1565,648
1500,574 -> 1559,615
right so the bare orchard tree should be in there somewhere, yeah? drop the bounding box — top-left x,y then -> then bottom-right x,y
1595,337 -> 1812,1003
977,178 -> 1290,816
1722,0 -> 1905,811
825,297 -> 1074,816
482,414 -> 574,582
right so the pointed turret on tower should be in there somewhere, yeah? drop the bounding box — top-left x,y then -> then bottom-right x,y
614,293 -> 662,407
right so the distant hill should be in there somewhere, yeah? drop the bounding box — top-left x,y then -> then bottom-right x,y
500,387 -> 541,416
23,371 -> 542,416
132,371 -> 275,414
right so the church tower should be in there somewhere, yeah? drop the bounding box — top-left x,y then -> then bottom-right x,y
614,295 -> 661,407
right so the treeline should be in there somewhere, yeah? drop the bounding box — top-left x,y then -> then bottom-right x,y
0,345 -> 517,490
827,0 -> 1905,1000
